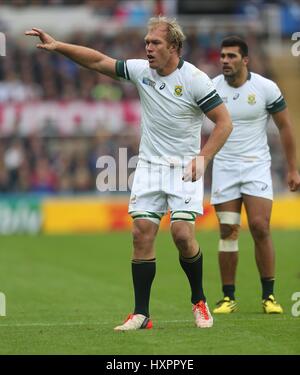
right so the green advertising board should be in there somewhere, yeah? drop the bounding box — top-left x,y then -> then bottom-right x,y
0,196 -> 42,234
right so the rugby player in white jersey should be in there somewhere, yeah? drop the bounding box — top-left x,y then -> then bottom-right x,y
25,17 -> 232,330
210,36 -> 300,314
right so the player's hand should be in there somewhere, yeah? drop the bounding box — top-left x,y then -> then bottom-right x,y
287,170 -> 300,192
24,28 -> 57,51
182,155 -> 209,182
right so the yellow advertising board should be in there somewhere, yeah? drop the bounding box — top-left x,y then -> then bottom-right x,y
42,195 -> 300,233
43,198 -> 111,233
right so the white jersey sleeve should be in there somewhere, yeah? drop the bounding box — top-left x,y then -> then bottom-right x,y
115,59 -> 147,84
263,78 -> 287,114
192,70 -> 223,113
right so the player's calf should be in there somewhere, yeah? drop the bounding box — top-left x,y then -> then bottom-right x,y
214,212 -> 241,311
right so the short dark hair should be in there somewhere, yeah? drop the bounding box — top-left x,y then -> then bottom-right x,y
221,36 -> 248,57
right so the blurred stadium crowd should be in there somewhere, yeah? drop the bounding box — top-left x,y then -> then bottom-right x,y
0,0 -> 122,7
0,0 -> 292,195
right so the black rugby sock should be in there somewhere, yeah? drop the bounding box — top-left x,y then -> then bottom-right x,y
222,284 -> 235,300
261,277 -> 274,300
179,250 -> 206,304
132,258 -> 156,317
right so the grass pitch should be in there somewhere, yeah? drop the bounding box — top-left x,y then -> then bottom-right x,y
0,230 -> 299,355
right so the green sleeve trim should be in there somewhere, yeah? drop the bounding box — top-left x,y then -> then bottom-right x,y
116,60 -> 130,80
197,90 -> 217,106
267,97 -> 287,114
200,95 -> 223,113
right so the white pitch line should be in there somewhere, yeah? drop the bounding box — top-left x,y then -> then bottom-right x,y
0,317 -> 295,328
0,321 -> 110,327
0,320 -> 190,328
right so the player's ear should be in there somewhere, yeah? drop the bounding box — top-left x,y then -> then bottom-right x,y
243,56 -> 249,65
169,43 -> 177,54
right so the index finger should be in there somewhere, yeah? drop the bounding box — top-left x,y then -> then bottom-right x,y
32,27 -> 43,33
24,30 -> 40,35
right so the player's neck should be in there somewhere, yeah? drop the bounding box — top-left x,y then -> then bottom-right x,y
157,56 -> 180,76
225,69 -> 249,88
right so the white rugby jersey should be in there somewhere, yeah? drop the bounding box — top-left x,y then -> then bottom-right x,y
213,72 -> 286,162
116,58 -> 222,165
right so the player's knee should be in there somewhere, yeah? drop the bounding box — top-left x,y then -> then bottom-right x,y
131,217 -> 157,249
171,225 -> 193,252
248,217 -> 270,240
220,224 -> 238,240
217,212 -> 241,252
132,225 -> 155,246
172,227 -> 190,247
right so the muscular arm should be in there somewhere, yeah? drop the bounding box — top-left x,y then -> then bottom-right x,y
25,28 -> 117,78
272,108 -> 300,191
183,103 -> 232,181
200,103 -> 233,161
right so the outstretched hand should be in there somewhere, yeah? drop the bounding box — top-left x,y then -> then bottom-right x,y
24,28 -> 57,50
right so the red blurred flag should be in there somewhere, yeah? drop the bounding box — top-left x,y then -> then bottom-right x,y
154,0 -> 164,15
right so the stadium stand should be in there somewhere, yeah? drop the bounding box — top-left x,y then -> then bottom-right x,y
0,0 -> 297,196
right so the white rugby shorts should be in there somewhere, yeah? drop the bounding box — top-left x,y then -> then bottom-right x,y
129,160 -> 204,215
211,159 -> 273,205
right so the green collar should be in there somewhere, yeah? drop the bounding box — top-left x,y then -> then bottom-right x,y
177,57 -> 184,69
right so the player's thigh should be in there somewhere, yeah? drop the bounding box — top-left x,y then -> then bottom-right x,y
214,198 -> 243,213
129,160 -> 168,213
167,166 -> 204,215
242,194 -> 272,226
240,161 -> 273,201
211,160 -> 242,205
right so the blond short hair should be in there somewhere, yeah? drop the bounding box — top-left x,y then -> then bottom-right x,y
147,16 -> 186,54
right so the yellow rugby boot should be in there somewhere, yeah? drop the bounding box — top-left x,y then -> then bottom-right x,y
213,296 -> 238,314
262,295 -> 283,314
